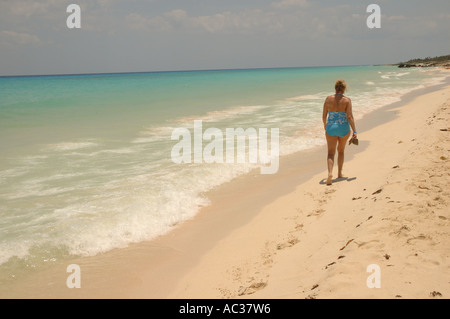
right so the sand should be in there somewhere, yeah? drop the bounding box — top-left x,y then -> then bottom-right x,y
161,82 -> 450,299
3,78 -> 449,300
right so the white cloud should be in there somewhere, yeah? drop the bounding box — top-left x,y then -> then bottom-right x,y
164,9 -> 189,21
271,0 -> 310,9
125,13 -> 173,32
388,15 -> 406,21
1,0 -> 63,17
189,10 -> 269,34
125,9 -> 287,35
0,30 -> 41,45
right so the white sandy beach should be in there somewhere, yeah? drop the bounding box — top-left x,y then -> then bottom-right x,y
161,83 -> 450,299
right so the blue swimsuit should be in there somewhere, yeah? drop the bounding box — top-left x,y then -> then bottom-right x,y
326,112 -> 350,137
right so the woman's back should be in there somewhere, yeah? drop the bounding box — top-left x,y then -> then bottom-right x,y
325,94 -> 350,113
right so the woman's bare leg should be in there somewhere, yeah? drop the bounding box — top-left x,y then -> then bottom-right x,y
337,131 -> 351,178
326,133 -> 338,185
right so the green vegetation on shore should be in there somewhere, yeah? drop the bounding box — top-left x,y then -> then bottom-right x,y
397,54 -> 450,68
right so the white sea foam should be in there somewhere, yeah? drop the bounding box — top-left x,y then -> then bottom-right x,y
0,167 -> 29,182
19,172 -> 86,186
285,94 -> 324,101
46,166 -> 239,257
44,141 -> 99,152
132,136 -> 161,144
137,126 -> 175,136
5,185 -> 80,200
88,148 -> 137,156
176,105 -> 267,125
21,155 -> 49,164
380,71 -> 411,79
0,242 -> 31,266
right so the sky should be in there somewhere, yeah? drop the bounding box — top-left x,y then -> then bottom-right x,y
0,0 -> 449,76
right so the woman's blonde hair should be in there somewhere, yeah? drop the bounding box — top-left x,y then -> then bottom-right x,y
335,79 -> 347,93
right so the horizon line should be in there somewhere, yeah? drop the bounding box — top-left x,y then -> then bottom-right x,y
0,63 -> 392,78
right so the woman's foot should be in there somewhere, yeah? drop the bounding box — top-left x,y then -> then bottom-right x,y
326,174 -> 333,186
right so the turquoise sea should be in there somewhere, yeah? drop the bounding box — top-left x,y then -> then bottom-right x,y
0,65 -> 447,283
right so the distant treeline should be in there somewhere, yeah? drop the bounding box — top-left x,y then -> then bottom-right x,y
399,54 -> 450,64
397,54 -> 450,68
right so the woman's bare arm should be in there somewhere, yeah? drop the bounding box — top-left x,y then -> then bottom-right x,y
346,98 -> 357,134
322,98 -> 329,131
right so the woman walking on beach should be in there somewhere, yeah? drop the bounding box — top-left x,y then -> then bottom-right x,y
322,79 -> 357,185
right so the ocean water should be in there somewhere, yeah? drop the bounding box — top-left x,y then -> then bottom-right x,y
0,65 -> 447,281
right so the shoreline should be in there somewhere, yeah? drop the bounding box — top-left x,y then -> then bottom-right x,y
2,72 -> 449,299
166,80 -> 450,299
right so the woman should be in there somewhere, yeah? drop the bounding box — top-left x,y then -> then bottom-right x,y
322,79 -> 357,185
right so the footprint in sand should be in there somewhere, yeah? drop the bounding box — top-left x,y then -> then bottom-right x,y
218,288 -> 234,299
391,225 -> 410,237
354,239 -> 383,250
307,209 -> 325,217
230,267 -> 242,281
261,246 -> 274,266
238,282 -> 267,296
277,237 -> 300,250
406,235 -> 435,246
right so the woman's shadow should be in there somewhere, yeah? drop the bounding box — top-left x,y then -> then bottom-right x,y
319,176 -> 357,185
